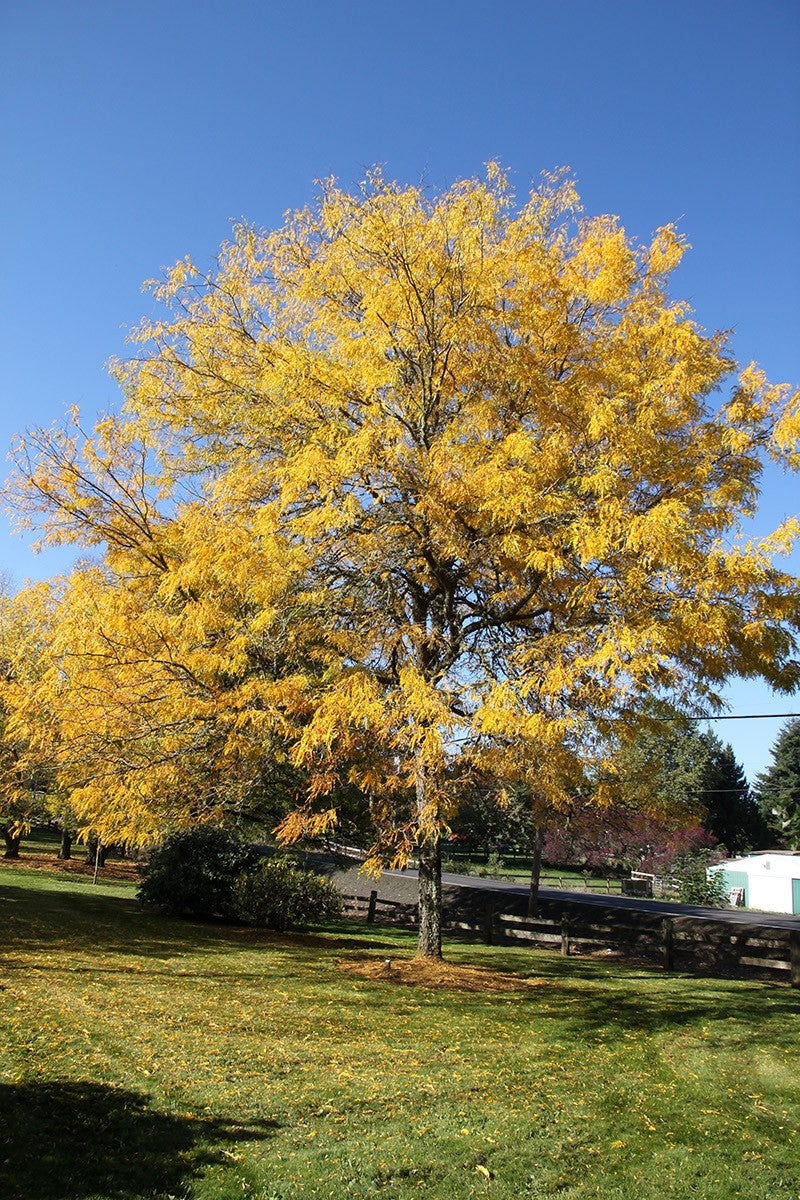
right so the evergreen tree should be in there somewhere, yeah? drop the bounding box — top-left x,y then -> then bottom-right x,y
754,720 -> 800,849
697,733 -> 769,854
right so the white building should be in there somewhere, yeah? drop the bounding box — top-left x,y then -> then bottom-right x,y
709,851 -> 800,914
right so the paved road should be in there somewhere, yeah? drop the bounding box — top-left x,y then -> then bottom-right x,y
424,869 -> 800,930
327,852 -> 800,930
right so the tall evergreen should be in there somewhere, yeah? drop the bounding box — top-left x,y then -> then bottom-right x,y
754,720 -> 800,849
698,733 -> 769,854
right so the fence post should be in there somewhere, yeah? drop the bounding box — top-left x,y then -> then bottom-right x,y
662,918 -> 674,971
560,914 -> 570,956
482,898 -> 495,945
367,889 -> 378,924
790,930 -> 800,989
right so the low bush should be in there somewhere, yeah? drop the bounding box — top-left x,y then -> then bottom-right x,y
476,850 -> 505,878
138,827 -> 260,918
232,855 -> 342,931
669,848 -> 730,907
441,854 -> 475,876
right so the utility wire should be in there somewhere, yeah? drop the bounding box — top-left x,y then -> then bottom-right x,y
659,712 -> 800,722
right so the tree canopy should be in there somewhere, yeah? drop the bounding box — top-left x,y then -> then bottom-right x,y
7,167 -> 800,954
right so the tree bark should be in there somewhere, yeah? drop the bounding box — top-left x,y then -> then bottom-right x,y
417,832 -> 442,958
3,825 -> 21,859
58,829 -> 72,860
415,755 -> 442,958
84,837 -> 109,867
527,825 -> 544,918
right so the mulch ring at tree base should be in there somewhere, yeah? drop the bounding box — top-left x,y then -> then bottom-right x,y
0,852 -> 139,883
339,955 -> 549,993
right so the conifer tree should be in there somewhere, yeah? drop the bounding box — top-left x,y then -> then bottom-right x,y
754,720 -> 800,849
698,733 -> 768,853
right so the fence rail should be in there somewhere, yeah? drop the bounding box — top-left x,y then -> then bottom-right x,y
339,890 -> 800,987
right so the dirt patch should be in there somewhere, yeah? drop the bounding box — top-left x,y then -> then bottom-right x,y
339,955 -> 547,993
0,853 -> 139,884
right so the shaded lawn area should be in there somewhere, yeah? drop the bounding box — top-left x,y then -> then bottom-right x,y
0,870 -> 797,1200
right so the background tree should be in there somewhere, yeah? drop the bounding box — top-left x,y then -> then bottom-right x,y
448,787 -> 539,856
611,721 -> 708,823
754,719 -> 800,849
542,806 -> 717,875
0,585 -> 57,857
697,732 -> 769,853
8,168 -> 800,957
610,723 -> 767,855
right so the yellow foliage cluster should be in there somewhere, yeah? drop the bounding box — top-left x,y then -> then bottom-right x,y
4,166 -> 799,874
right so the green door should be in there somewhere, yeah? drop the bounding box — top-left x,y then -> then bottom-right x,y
792,878 -> 800,915
723,870 -> 749,907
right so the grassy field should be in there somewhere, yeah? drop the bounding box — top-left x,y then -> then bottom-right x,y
0,860 -> 798,1200
441,856 -> 625,891
438,845 -> 625,890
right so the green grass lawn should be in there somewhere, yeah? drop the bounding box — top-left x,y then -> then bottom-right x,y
1,866 -> 797,1200
441,855 -> 624,891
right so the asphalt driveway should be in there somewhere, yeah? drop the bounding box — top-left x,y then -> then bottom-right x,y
330,860 -> 800,931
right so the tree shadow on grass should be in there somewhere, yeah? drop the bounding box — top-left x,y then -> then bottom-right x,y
1,881 -> 392,964
484,961 -> 800,1051
0,880 -> 228,960
550,975 -> 800,1048
344,945 -> 800,1051
0,1079 -> 278,1200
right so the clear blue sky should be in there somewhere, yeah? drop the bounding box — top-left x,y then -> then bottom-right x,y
1,0 -> 798,780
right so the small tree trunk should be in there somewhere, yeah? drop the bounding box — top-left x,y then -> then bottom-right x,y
58,829 -> 72,860
417,833 -> 442,958
85,835 -> 99,866
527,825 -> 544,918
3,825 -> 21,859
415,754 -> 442,959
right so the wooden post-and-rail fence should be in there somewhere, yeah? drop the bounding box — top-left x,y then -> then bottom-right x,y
339,891 -> 800,987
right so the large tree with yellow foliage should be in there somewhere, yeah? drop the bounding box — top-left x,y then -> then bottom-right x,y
8,167 -> 800,955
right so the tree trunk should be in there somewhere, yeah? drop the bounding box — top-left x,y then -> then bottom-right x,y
527,825 -> 544,918
58,829 -> 72,860
3,825 -> 21,859
86,840 -> 108,868
417,833 -> 442,958
415,757 -> 442,958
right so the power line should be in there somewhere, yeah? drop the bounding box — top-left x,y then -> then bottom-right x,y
675,713 -> 800,722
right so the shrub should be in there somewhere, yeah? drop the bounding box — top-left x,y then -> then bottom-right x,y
477,850 -> 505,879
232,855 -> 342,931
138,828 -> 260,918
441,854 -> 474,876
668,848 -> 730,907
